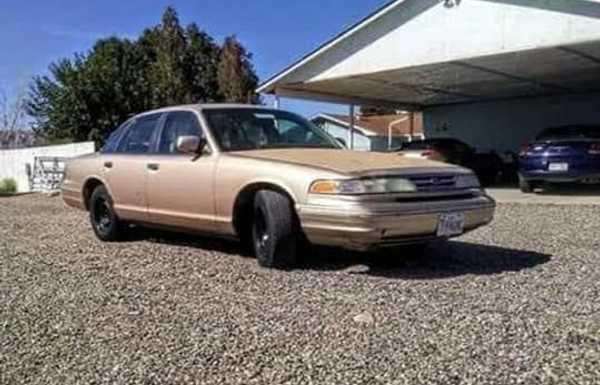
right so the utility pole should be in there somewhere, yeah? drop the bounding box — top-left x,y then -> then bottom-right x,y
349,105 -> 355,150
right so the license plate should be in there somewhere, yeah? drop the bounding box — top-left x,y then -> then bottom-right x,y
437,213 -> 465,237
548,163 -> 569,172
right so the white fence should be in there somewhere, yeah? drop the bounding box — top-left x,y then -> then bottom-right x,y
0,142 -> 96,193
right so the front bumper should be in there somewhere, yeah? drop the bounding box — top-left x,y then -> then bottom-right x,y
297,192 -> 496,251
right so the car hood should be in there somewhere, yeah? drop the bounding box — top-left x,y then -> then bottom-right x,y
229,148 -> 462,176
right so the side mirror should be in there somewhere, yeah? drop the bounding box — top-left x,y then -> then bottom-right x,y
335,137 -> 347,148
176,135 -> 207,155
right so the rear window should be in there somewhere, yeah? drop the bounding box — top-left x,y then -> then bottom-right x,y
116,114 -> 162,154
101,122 -> 129,153
536,125 -> 600,140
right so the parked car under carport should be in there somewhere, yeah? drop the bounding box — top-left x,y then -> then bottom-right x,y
395,138 -> 503,187
518,125 -> 600,193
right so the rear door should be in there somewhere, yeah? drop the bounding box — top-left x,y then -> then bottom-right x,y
145,110 -> 217,231
105,113 -> 162,222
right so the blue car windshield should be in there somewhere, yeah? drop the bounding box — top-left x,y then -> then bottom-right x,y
536,125 -> 600,141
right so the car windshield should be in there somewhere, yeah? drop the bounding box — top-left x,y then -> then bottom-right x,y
203,108 -> 340,151
536,125 -> 600,140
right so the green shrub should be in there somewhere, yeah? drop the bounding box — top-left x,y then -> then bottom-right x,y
0,178 -> 17,195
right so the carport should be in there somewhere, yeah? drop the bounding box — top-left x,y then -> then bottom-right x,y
258,0 -> 600,152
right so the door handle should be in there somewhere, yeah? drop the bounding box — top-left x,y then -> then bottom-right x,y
147,163 -> 160,171
104,161 -> 113,169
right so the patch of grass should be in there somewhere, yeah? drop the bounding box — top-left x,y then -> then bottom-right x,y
0,178 -> 17,195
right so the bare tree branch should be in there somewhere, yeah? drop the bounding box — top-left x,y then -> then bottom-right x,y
0,85 -> 30,149
0,85 -> 27,133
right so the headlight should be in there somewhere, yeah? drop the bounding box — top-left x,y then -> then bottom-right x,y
455,174 -> 481,189
310,177 -> 417,195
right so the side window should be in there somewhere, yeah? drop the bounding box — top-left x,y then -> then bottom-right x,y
158,111 -> 203,154
101,121 -> 130,153
116,114 -> 161,154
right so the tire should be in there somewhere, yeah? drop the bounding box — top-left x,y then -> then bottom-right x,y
89,185 -> 125,242
252,190 -> 298,269
518,174 -> 534,193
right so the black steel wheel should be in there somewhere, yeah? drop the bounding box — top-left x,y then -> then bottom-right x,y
252,190 -> 298,269
89,185 -> 125,242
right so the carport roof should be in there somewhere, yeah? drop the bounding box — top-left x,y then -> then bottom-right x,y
258,0 -> 600,109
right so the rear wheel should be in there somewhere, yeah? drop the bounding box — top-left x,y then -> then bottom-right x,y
252,190 -> 298,269
518,174 -> 537,193
89,185 -> 125,241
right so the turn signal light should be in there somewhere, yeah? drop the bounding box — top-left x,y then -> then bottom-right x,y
309,181 -> 339,194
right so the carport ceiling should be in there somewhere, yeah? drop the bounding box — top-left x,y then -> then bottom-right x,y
259,0 -> 600,109
274,41 -> 600,108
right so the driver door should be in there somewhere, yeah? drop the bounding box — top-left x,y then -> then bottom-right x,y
145,110 -> 217,231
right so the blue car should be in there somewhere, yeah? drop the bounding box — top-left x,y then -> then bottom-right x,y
518,125 -> 600,193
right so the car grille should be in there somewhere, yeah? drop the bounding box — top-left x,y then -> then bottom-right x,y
407,174 -> 457,192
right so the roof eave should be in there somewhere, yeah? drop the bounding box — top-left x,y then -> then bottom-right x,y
270,87 -> 420,109
256,0 -> 407,94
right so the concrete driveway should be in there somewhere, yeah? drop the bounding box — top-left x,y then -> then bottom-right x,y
487,187 -> 600,205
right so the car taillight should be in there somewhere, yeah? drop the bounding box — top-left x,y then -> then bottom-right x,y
589,143 -> 600,155
422,149 -> 444,161
519,143 -> 530,157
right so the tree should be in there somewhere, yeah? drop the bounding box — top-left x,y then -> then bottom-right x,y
27,6 -> 260,146
27,39 -> 147,143
185,23 -> 221,102
146,6 -> 189,107
218,36 -> 259,104
0,85 -> 27,133
0,85 -> 33,148
27,58 -> 86,141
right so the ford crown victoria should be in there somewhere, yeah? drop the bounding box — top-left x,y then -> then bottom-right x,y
62,105 -> 496,269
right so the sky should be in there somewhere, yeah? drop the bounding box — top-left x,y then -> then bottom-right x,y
0,0 -> 391,119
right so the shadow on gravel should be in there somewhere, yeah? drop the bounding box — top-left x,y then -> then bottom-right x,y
536,184 -> 600,197
127,228 -> 550,279
299,241 -> 552,280
127,226 -> 252,256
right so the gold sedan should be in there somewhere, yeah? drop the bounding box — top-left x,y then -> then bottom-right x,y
62,104 -> 495,269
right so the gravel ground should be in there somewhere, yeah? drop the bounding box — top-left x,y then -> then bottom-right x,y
1,194 -> 599,385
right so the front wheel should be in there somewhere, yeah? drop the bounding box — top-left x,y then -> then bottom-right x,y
252,190 -> 298,269
89,185 -> 126,242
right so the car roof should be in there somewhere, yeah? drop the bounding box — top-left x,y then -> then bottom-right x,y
133,104 -> 278,119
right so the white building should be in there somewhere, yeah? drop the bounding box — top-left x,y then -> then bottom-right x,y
259,0 -> 600,153
311,112 -> 424,151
